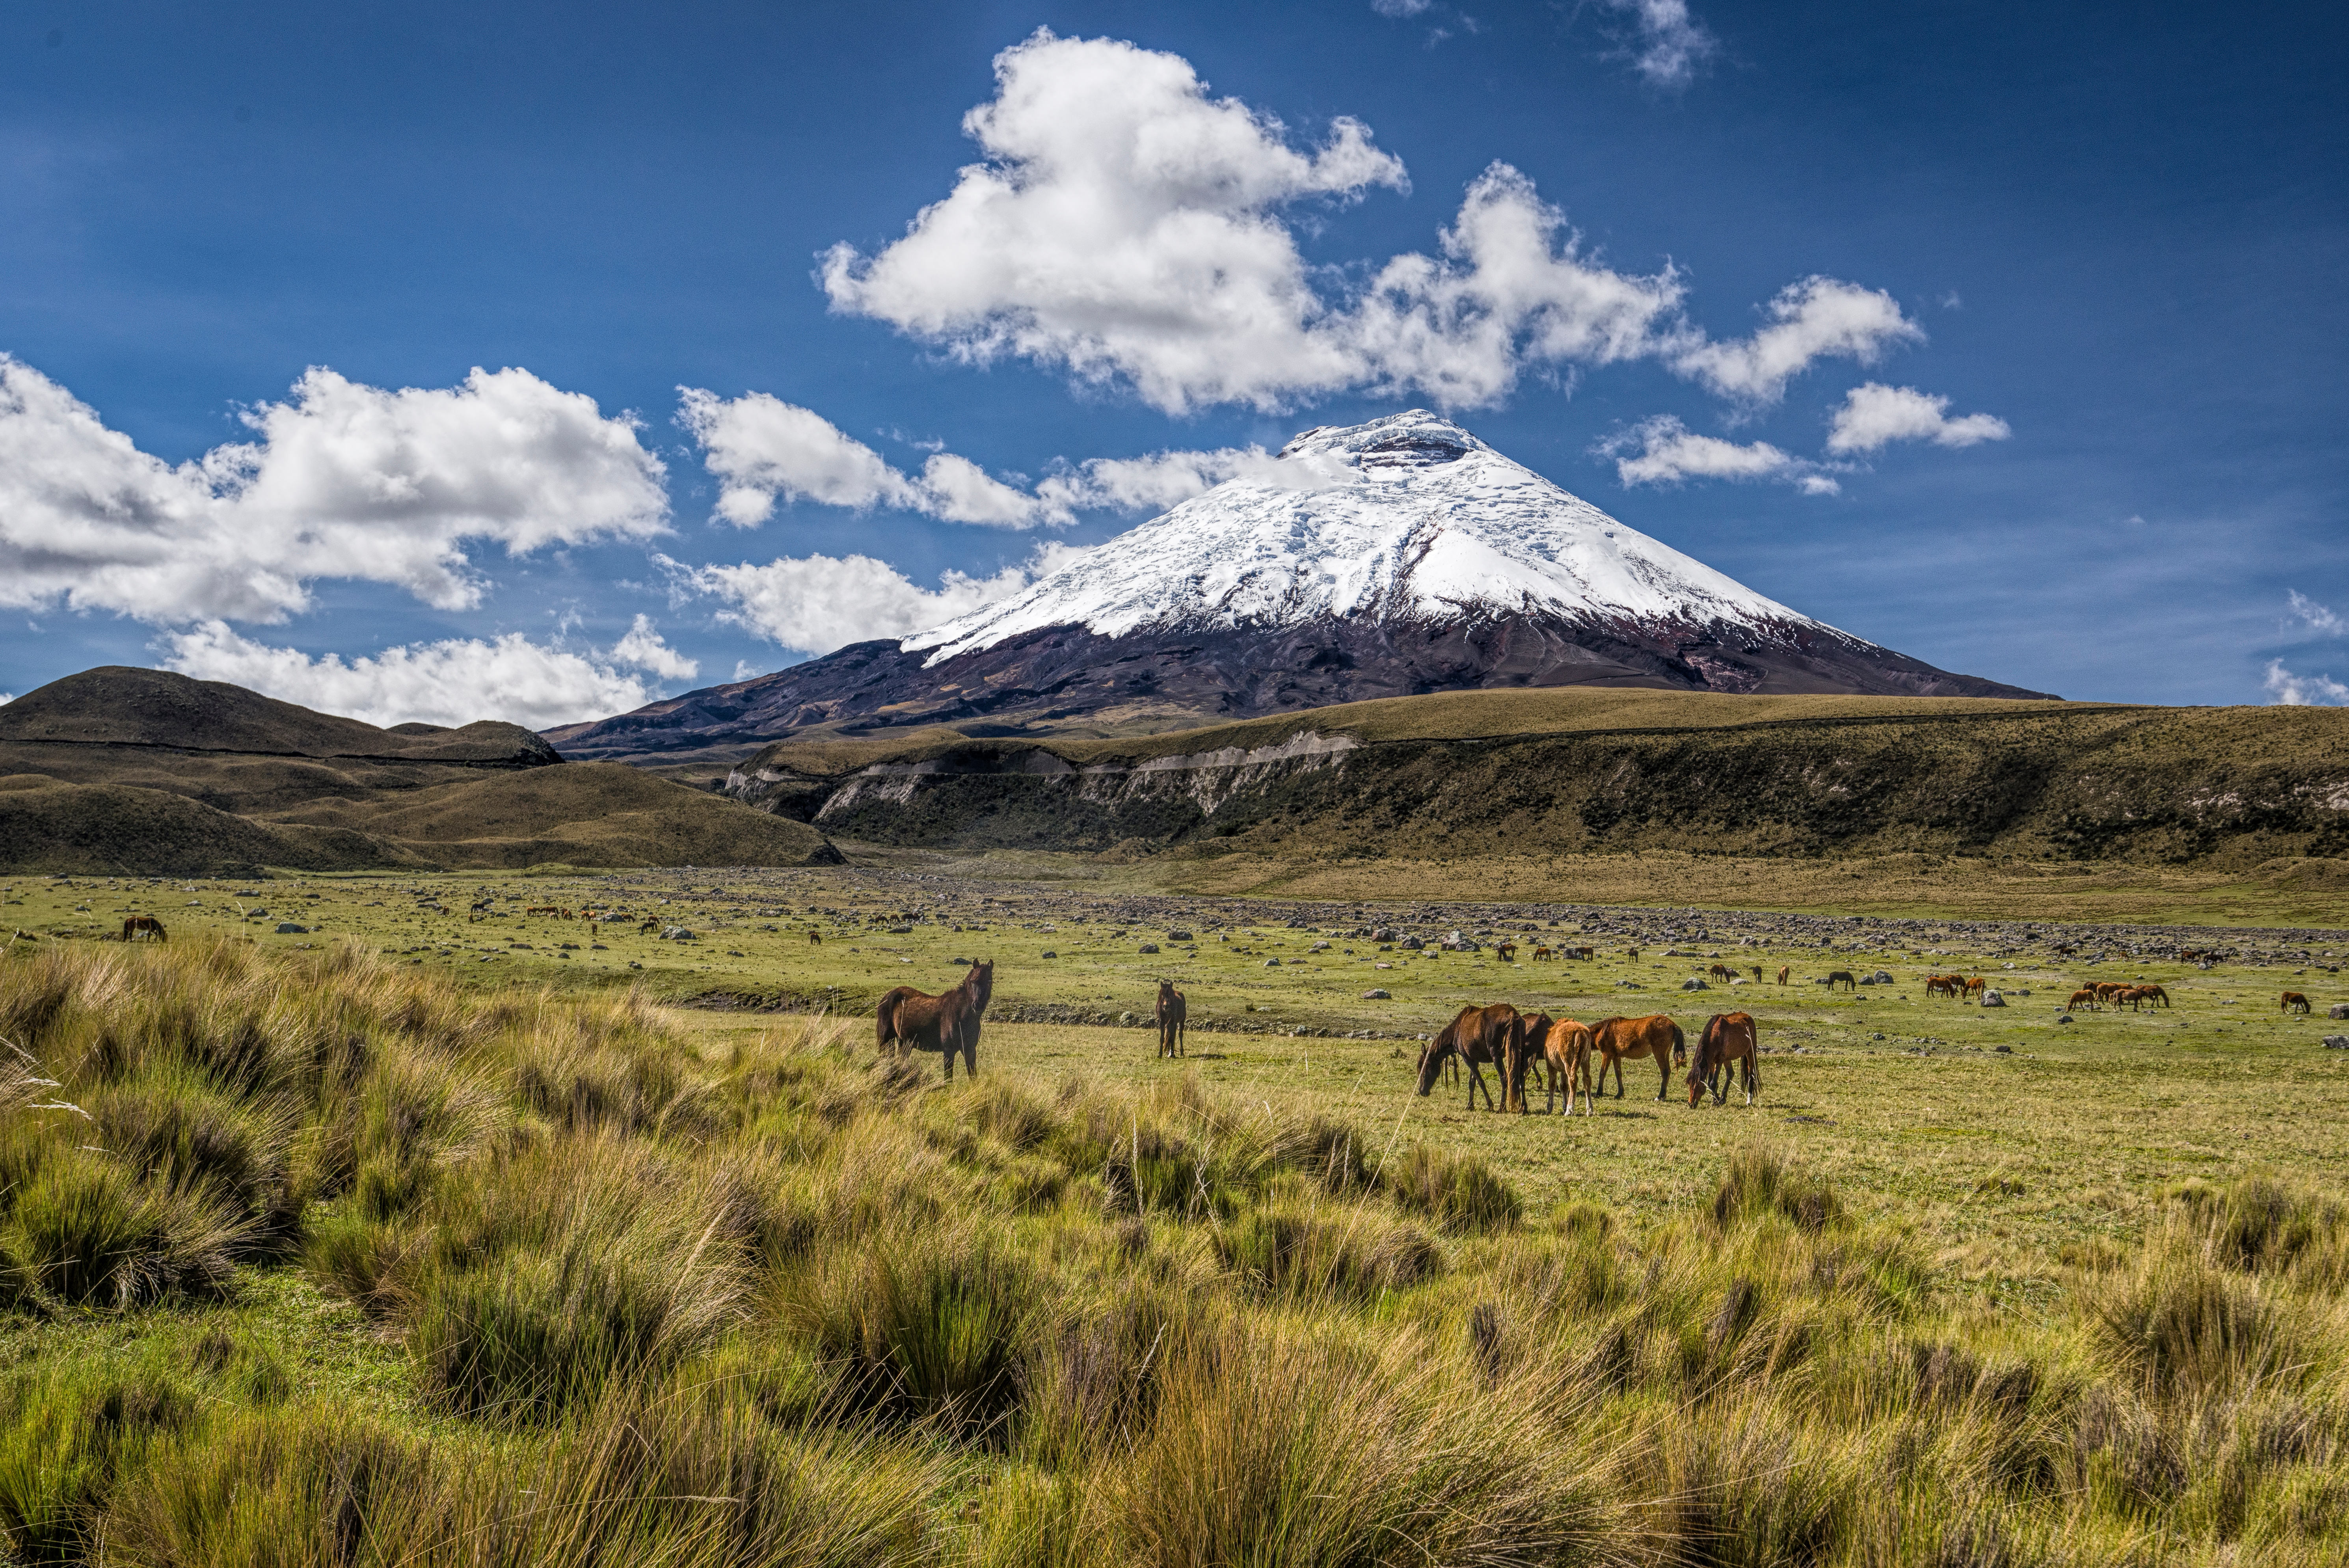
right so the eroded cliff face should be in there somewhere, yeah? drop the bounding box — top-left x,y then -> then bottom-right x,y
717,708 -> 2349,870
725,732 -> 1361,851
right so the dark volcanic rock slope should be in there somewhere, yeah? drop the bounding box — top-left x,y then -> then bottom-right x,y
547,412 -> 2049,760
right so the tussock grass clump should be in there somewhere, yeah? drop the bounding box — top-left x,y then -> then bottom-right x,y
785,1226 -> 1040,1431
1713,1141 -> 1840,1233
9,1156 -> 246,1306
0,1355 -> 197,1561
1115,1315 -> 1619,1568
1386,1143 -> 1522,1234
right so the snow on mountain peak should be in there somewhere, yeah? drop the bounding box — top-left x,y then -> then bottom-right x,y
902,410 -> 1839,664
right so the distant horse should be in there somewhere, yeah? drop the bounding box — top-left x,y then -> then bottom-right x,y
1496,941 -> 1518,962
2067,988 -> 2099,1012
1825,971 -> 1857,992
1589,1015 -> 1686,1102
1416,1003 -> 1522,1112
121,915 -> 166,943
1708,963 -> 1738,983
1776,966 -> 1790,986
2136,984 -> 2171,1008
808,929 -> 823,945
1925,974 -> 1962,1000
1963,977 -> 1987,1000
2282,991 -> 2312,1015
876,961 -> 995,1082
1750,965 -> 1764,982
1560,946 -> 1595,961
1156,979 -> 1187,1059
1532,946 -> 1555,961
1689,1012 -> 1759,1107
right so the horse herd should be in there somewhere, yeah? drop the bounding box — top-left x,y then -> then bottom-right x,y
1415,1002 -> 1761,1114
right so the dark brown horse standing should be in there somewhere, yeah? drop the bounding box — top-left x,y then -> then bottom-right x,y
1156,980 -> 1187,1059
1589,1015 -> 1685,1101
120,915 -> 167,943
1416,1003 -> 1523,1111
877,961 -> 994,1082
1688,1012 -> 1760,1106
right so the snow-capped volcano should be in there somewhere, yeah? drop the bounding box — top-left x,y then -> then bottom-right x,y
906,411 -> 1824,664
546,412 -> 2050,759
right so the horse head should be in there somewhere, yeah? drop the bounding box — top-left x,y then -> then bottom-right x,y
966,960 -> 994,1008
1414,1036 -> 1450,1096
1686,1018 -> 1718,1106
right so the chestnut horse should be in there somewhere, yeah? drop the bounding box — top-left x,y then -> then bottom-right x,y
2282,991 -> 2312,1015
1688,1012 -> 1759,1107
2066,988 -> 2099,1012
1589,1015 -> 1686,1101
876,961 -> 994,1082
1533,1017 -> 1598,1117
121,915 -> 167,943
1416,1002 -> 1522,1112
1156,979 -> 1187,1059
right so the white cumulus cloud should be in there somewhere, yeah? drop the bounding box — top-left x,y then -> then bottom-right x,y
1601,416 -> 1840,494
1672,279 -> 1924,405
157,621 -> 670,730
2263,660 -> 2349,706
2284,590 -> 2342,635
0,356 -> 669,624
1825,382 -> 2011,454
608,613 -> 699,680
820,34 -> 1922,416
677,553 -> 1039,655
678,389 -> 1049,529
1604,0 -> 1717,87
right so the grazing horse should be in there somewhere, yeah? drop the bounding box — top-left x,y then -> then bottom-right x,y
1825,971 -> 1857,992
876,961 -> 995,1082
121,915 -> 166,943
808,929 -> 823,945
1561,945 -> 1595,961
2282,991 -> 2312,1015
1708,963 -> 1738,984
2066,988 -> 2099,1012
1689,1012 -> 1760,1107
1776,966 -> 1790,986
1155,979 -> 1187,1059
1536,1018 -> 1598,1117
1589,1015 -> 1686,1102
1750,965 -> 1764,982
1416,1003 -> 1522,1112
1963,977 -> 1987,1000
1532,946 -> 1555,961
2137,984 -> 2171,1008
1496,941 -> 1518,962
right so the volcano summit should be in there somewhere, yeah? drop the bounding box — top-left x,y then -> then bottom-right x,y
549,412 -> 2050,759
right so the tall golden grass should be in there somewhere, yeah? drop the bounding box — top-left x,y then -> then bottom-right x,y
0,936 -> 2343,1564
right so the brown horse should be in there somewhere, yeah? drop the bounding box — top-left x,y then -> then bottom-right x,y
809,929 -> 823,945
1776,965 -> 1790,986
2066,988 -> 2099,1012
2282,991 -> 2312,1015
876,961 -> 994,1081
121,915 -> 167,943
2137,984 -> 2171,1008
1416,1003 -> 1522,1112
1689,1012 -> 1759,1107
1536,1018 -> 1598,1117
1825,971 -> 1857,992
1589,1015 -> 1686,1101
1502,1011 -> 1555,1114
1708,962 -> 1738,983
1963,976 -> 1987,1000
1925,974 -> 1962,1000
1156,980 -> 1187,1059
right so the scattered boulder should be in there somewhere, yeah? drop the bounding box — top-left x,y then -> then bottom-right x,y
2325,1036 -> 2349,1050
1402,936 -> 1425,951
1138,942 -> 1160,954
1167,929 -> 1193,942
1362,988 -> 1392,1000
1264,958 -> 1282,967
1041,950 -> 1057,958
1681,978 -> 1709,991
274,922 -> 307,935
2331,1004 -> 2349,1020
2057,1015 -> 2074,1025
1980,990 -> 2006,1008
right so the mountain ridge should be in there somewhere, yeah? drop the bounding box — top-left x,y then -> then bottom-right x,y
546,410 -> 2053,761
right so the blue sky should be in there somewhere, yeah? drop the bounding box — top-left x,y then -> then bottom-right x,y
2,0 -> 2343,725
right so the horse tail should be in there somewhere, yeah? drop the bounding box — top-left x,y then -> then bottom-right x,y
1671,1020 -> 1686,1066
876,993 -> 899,1049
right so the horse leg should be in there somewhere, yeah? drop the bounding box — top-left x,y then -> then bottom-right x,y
1465,1059 -> 1494,1112
1744,1054 -> 1757,1106
1655,1050 -> 1671,1102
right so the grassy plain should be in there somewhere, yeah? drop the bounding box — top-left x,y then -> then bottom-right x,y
2,925 -> 2349,1563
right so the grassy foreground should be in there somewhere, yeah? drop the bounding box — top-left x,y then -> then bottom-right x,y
0,938 -> 2345,1564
